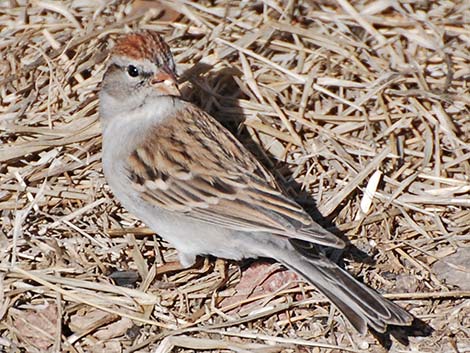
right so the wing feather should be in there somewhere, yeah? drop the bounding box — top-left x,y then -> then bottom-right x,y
126,104 -> 345,249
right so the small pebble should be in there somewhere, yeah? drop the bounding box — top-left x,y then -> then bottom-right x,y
358,340 -> 369,350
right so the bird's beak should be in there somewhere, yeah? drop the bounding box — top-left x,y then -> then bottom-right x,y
151,66 -> 180,96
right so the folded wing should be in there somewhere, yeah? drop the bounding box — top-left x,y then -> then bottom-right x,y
126,104 -> 345,249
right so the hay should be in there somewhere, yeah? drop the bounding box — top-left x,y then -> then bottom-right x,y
1,0 -> 469,352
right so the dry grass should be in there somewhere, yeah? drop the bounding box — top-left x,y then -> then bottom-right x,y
1,0 -> 470,352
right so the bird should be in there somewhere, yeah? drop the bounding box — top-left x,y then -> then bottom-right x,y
98,30 -> 413,334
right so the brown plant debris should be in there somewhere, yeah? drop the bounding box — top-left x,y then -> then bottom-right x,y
1,0 -> 470,352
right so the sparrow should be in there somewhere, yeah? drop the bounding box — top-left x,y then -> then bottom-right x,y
99,30 -> 413,334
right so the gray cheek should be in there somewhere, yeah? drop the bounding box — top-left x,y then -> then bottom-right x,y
103,69 -> 138,98
100,77 -> 152,122
109,74 -> 134,98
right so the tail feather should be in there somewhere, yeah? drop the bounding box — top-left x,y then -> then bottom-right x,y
273,244 -> 413,333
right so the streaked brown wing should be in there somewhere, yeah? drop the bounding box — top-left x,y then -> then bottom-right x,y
126,104 -> 345,249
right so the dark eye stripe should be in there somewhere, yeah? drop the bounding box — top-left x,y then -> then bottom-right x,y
107,63 -> 120,73
117,63 -> 152,79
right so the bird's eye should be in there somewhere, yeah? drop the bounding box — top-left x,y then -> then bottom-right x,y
127,65 -> 139,77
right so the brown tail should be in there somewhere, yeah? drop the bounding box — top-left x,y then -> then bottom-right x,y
272,241 -> 413,333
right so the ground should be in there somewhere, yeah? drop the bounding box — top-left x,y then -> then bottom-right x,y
1,1 -> 470,352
